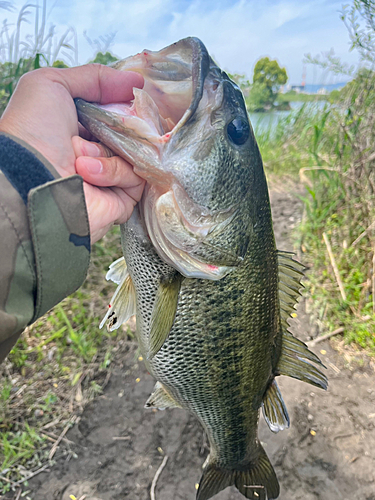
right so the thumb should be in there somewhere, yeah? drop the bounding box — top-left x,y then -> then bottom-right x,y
53,64 -> 144,103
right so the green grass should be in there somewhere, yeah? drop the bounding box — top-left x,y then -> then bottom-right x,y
297,176 -> 375,354
253,83 -> 375,355
0,227 -> 131,492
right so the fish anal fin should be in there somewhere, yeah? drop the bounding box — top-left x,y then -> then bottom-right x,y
148,273 -> 182,359
144,381 -> 181,410
262,379 -> 290,433
197,445 -> 279,500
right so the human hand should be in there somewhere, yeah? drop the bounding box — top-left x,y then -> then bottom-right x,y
0,65 -> 145,243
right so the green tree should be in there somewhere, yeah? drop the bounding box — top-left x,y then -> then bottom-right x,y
343,0 -> 375,63
89,51 -> 118,65
245,82 -> 270,112
253,57 -> 288,106
227,72 -> 251,90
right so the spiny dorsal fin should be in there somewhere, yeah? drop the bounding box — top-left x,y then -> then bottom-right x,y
100,258 -> 136,332
148,273 -> 182,359
262,379 -> 290,433
197,444 -> 279,500
278,250 -> 304,324
144,381 -> 182,410
277,251 -> 327,391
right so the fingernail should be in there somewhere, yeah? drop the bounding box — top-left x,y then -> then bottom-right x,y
84,158 -> 103,174
83,142 -> 100,157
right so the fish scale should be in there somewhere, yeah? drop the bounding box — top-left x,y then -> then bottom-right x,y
122,198 -> 278,470
75,37 -> 327,500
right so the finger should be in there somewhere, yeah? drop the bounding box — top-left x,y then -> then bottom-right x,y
111,186 -> 144,224
72,135 -> 114,158
55,64 -> 144,103
83,183 -> 140,243
75,154 -> 145,192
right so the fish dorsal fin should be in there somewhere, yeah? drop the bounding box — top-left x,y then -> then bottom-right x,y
277,251 -> 328,390
278,250 -> 304,324
144,381 -> 182,410
262,379 -> 290,433
148,273 -> 182,359
100,258 -> 136,331
276,330 -> 328,390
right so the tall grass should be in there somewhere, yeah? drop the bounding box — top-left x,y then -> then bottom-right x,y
298,71 -> 375,352
0,0 -> 78,114
254,74 -> 375,353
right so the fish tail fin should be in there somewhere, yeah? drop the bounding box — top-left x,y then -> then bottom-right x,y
197,445 -> 279,500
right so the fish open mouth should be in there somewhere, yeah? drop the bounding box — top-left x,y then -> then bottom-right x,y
75,37 -> 238,280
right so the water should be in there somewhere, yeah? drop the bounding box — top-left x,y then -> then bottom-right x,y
249,101 -> 327,134
248,102 -> 301,133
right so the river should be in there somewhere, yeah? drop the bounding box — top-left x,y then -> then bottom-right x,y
249,101 -> 327,134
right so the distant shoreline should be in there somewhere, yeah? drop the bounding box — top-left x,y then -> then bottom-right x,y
283,82 -> 347,94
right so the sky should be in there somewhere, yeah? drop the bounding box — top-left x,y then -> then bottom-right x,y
1,0 -> 362,84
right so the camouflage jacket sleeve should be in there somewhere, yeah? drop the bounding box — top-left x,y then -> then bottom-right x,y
0,133 -> 90,363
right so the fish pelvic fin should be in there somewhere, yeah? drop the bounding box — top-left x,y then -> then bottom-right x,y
144,381 -> 182,410
197,446 -> 279,500
148,273 -> 182,359
262,379 -> 290,433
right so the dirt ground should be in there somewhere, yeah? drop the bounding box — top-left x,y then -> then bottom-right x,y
10,188 -> 375,500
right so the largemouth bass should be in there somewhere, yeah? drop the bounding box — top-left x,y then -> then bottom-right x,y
75,37 -> 327,500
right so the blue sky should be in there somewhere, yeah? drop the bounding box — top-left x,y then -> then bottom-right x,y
2,0 -> 361,84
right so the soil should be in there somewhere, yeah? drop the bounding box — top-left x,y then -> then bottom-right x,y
10,187 -> 375,500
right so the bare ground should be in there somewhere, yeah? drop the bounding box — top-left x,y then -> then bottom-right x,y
9,187 -> 375,500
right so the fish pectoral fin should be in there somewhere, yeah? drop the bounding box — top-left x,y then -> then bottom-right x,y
144,381 -> 182,410
148,273 -> 182,359
276,330 -> 328,390
197,445 -> 279,500
262,379 -> 289,433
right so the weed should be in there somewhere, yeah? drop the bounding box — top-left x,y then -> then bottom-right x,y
0,226 -> 128,492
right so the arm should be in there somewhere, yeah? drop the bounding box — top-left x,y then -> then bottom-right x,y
0,65 -> 145,363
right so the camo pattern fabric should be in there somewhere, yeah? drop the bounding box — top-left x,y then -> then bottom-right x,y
0,134 -> 90,363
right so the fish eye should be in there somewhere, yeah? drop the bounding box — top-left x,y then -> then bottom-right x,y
227,117 -> 250,146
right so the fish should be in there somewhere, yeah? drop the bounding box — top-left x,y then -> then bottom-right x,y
75,37 -> 327,500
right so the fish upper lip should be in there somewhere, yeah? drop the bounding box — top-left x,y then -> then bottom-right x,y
75,37 -> 211,142
171,37 -> 210,134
